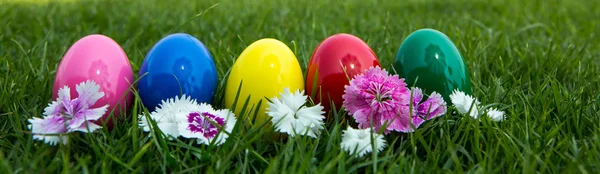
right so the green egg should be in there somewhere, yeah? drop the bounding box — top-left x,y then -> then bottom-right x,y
393,28 -> 472,103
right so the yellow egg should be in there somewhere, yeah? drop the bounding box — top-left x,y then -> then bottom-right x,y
225,38 -> 304,126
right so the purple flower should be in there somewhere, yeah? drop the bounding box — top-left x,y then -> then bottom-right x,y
28,115 -> 68,146
178,103 -> 236,145
28,80 -> 108,145
343,66 -> 447,134
186,112 -> 225,139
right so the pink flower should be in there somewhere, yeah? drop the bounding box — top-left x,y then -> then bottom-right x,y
391,88 -> 447,132
343,66 -> 408,132
28,80 -> 108,145
342,66 -> 447,134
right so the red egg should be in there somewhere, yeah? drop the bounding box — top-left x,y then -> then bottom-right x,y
306,33 -> 381,112
53,35 -> 134,129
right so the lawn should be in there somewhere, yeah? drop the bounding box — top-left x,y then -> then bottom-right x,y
1,0 -> 600,173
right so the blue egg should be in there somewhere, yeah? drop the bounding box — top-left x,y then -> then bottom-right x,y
138,33 -> 218,111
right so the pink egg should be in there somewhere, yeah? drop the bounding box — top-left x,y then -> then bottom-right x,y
53,34 -> 134,129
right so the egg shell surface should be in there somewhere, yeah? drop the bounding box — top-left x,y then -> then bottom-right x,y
393,28 -> 472,103
306,33 -> 381,112
53,34 -> 134,128
224,38 -> 304,125
138,33 -> 218,111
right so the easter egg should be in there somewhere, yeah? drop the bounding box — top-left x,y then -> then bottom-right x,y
224,38 -> 304,125
393,28 -> 472,103
306,33 -> 381,112
53,34 -> 134,128
138,33 -> 218,111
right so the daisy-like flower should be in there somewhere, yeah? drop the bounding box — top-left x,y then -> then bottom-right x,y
343,66 -> 447,133
139,95 -> 198,139
449,89 -> 480,118
486,108 -> 505,121
28,80 -> 108,145
139,95 -> 237,145
266,88 -> 325,138
449,90 -> 506,122
178,104 -> 236,145
340,127 -> 386,158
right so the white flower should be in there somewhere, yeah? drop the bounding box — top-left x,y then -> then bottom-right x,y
449,90 -> 507,122
449,89 -> 480,118
340,127 -> 386,157
178,104 -> 237,145
139,95 -> 198,139
139,95 -> 237,145
486,108 -> 505,121
266,88 -> 325,138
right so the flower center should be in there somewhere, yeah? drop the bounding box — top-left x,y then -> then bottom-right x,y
60,99 -> 84,120
357,131 -> 370,139
369,82 -> 393,103
187,112 -> 225,139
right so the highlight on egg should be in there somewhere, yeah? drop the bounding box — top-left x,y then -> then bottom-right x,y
138,33 -> 218,111
53,34 -> 134,128
306,33 -> 381,113
224,38 -> 304,126
393,28 -> 472,103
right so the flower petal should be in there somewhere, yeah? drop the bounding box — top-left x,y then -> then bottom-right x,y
417,92 -> 447,120
28,116 -> 68,145
43,101 -> 61,118
450,89 -> 480,117
387,105 -> 414,132
179,109 -> 232,145
266,96 -> 294,121
57,85 -> 71,103
85,104 -> 109,121
280,88 -> 307,111
267,89 -> 325,138
138,114 -> 152,132
70,121 -> 102,133
159,122 -> 180,139
76,80 -> 105,108
68,105 -> 108,131
215,109 -> 237,134
343,79 -> 373,114
340,127 -> 386,157
293,105 -> 325,137
408,87 -> 423,105
351,108 -> 374,129
486,108 -> 505,121
207,109 -> 237,145
32,134 -> 68,146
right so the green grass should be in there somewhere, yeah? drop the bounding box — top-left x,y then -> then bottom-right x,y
1,0 -> 600,173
